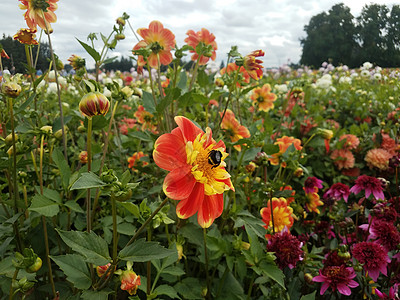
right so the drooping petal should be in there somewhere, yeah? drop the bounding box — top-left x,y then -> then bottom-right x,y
337,284 -> 351,296
197,193 -> 224,228
163,166 -> 196,200
320,283 -> 329,295
175,116 -> 203,142
176,182 -> 204,219
153,133 -> 186,171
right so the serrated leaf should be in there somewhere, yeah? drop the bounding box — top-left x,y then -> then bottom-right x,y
119,239 -> 176,262
15,92 -> 35,115
154,285 -> 181,299
76,38 -> 101,62
29,194 -> 59,217
117,202 -> 140,218
258,260 -> 286,289
142,91 -> 156,114
81,290 -> 112,300
52,148 -> 71,190
50,254 -> 91,289
70,172 -> 106,190
64,200 -> 85,213
300,291 -> 316,300
128,131 -> 153,142
57,230 -> 111,265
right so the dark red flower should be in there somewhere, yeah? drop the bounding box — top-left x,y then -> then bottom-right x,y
324,183 -> 350,202
267,230 -> 303,269
313,265 -> 358,296
349,175 -> 384,200
365,220 -> 400,251
304,176 -> 323,194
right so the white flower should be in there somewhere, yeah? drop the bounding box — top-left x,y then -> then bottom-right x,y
360,69 -> 370,78
103,87 -> 112,98
373,73 -> 382,80
361,62 -> 373,70
339,76 -> 352,84
274,84 -> 288,93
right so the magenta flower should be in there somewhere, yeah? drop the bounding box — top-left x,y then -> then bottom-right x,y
349,175 -> 384,200
361,219 -> 400,251
375,283 -> 399,300
267,230 -> 303,269
352,241 -> 390,281
304,176 -> 323,194
323,183 -> 350,202
313,265 -> 359,296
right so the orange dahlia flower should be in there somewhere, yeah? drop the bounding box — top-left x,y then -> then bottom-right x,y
269,136 -> 302,165
220,109 -> 250,151
305,187 -> 323,214
260,197 -> 294,235
128,151 -> 148,171
13,28 -> 39,45
220,62 -> 250,87
330,149 -> 355,170
339,134 -> 359,150
365,148 -> 392,170
19,0 -> 58,31
134,105 -> 158,134
133,20 -> 176,69
185,28 -> 217,65
251,83 -> 277,112
120,269 -> 141,295
153,116 -> 234,228
243,50 -> 264,80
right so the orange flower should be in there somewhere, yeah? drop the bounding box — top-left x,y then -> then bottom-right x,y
13,28 -> 39,45
128,151 -> 148,171
220,109 -> 250,151
79,151 -> 88,164
96,263 -> 113,278
251,84 -> 277,112
220,62 -> 250,87
339,134 -> 359,150
380,133 -> 398,155
242,50 -> 264,80
120,270 -> 141,295
305,187 -> 323,214
153,116 -> 234,228
184,28 -> 217,65
19,0 -> 58,31
280,185 -> 296,205
134,105 -> 158,133
365,148 -> 392,170
1,49 -> 10,59
330,149 -> 355,170
269,136 -> 302,165
133,20 -> 176,69
260,197 -> 294,235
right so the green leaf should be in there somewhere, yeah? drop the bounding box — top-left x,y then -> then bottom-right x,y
52,148 -> 71,190
64,200 -> 85,213
70,172 -> 106,190
81,290 -> 112,300
29,194 -> 60,217
84,115 -> 108,130
118,202 -> 140,218
119,238 -> 176,262
191,93 -> 209,104
300,291 -> 316,300
154,285 -> 181,299
156,87 -> 181,114
243,147 -> 261,162
50,254 -> 91,289
174,277 -> 203,299
57,230 -> 111,266
76,38 -> 101,62
197,69 -> 209,88
177,71 -> 187,90
128,131 -> 152,142
15,92 -> 35,115
258,260 -> 286,289
142,91 -> 156,114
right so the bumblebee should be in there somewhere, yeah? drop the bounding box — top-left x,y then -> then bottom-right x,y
208,150 -> 222,168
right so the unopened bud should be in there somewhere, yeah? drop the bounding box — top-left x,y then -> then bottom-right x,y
79,92 -> 110,118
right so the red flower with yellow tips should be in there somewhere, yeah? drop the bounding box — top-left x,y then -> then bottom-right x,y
133,20 -> 176,69
13,28 -> 39,45
220,109 -> 250,151
19,0 -> 58,31
185,28 -> 217,65
243,50 -> 264,80
153,116 -> 234,228
251,83 -> 277,112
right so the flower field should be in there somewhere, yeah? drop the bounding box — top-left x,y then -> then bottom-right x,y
1,3 -> 400,300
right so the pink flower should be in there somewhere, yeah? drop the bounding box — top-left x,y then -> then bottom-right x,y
375,283 -> 399,300
349,175 -> 384,200
352,241 -> 390,281
313,265 -> 359,296
266,230 -> 303,269
323,183 -> 350,202
362,219 -> 400,251
304,176 -> 323,194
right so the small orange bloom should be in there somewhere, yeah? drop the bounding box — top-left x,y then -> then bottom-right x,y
19,0 -> 58,31
13,28 -> 39,45
339,134 -> 359,150
269,136 -> 302,165
365,148 -> 392,170
305,187 -> 323,214
153,116 -> 234,228
330,149 -> 355,170
380,133 -> 398,155
79,151 -> 88,164
120,270 -> 141,295
128,151 -> 148,171
220,62 -> 250,87
220,109 -> 250,151
185,28 -> 217,65
133,20 -> 176,69
251,84 -> 277,112
242,50 -> 264,80
134,105 -> 158,134
260,197 -> 294,236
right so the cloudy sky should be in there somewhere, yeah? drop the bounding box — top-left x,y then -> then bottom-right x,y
2,0 -> 399,68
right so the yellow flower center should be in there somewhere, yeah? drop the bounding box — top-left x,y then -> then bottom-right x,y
185,128 -> 231,196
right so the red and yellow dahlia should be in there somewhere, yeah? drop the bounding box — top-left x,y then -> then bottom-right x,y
13,28 -> 39,45
133,20 -> 176,69
251,83 -> 277,112
185,28 -> 217,65
260,197 -> 294,235
153,117 -> 234,228
243,50 -> 264,80
220,109 -> 250,151
19,0 -> 58,31
269,136 -> 302,165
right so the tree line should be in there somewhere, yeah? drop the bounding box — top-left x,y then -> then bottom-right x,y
300,3 -> 400,68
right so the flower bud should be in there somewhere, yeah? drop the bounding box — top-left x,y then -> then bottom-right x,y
96,263 -> 113,278
79,92 -> 110,118
317,128 -> 333,140
79,151 -> 88,164
54,126 -> 68,140
26,257 -> 42,273
115,33 -> 125,40
116,17 -> 126,26
2,82 -> 21,98
40,125 -> 53,134
120,270 -> 141,295
5,133 -> 17,145
293,167 -> 304,177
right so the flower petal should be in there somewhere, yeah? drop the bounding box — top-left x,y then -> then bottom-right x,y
174,116 -> 203,142
176,182 -> 204,219
197,193 -> 224,228
153,133 -> 186,171
163,166 -> 196,200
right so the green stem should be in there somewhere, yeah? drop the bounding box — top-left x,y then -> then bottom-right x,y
188,56 -> 201,92
147,226 -> 152,296
111,193 -> 118,263
126,19 -> 141,42
269,190 -> 275,234
42,216 -> 56,297
203,228 -> 211,299
9,269 -> 19,300
125,198 -> 169,248
86,118 -> 93,232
